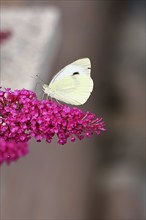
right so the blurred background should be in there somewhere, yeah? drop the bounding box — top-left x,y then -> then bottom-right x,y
0,0 -> 145,219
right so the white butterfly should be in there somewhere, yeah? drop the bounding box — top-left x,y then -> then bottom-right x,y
43,58 -> 93,105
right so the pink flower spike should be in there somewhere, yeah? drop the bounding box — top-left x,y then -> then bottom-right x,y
0,88 -> 106,145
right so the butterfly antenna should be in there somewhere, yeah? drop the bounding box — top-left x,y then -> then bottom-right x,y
36,74 -> 45,83
42,92 -> 46,100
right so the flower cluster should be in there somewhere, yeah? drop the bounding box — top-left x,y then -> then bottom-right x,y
0,138 -> 29,165
0,88 -> 105,144
0,88 -> 106,164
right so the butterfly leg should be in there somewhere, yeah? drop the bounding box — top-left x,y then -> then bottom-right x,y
46,94 -> 52,101
41,92 -> 46,100
41,93 -> 44,100
48,95 -> 52,101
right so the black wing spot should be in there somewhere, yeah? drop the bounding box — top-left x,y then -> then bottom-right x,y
88,67 -> 91,69
73,72 -> 79,75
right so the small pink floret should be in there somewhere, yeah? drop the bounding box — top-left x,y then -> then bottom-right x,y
0,138 -> 28,165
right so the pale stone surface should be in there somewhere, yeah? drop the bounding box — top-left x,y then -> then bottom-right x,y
1,7 -> 61,91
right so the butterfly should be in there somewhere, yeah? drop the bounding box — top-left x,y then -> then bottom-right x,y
43,58 -> 93,105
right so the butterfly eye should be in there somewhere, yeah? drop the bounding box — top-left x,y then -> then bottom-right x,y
73,72 -> 79,75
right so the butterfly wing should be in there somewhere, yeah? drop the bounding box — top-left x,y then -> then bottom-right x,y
49,58 -> 91,86
49,74 -> 93,105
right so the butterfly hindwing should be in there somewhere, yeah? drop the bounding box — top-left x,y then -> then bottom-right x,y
49,74 -> 93,105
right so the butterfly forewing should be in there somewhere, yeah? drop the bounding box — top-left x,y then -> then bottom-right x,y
49,58 -> 91,86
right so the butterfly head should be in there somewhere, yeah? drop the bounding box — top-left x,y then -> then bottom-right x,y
43,84 -> 50,95
43,84 -> 48,90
